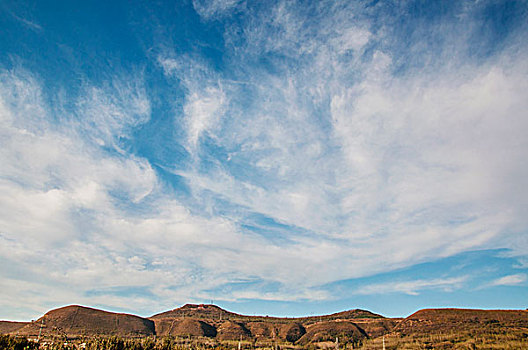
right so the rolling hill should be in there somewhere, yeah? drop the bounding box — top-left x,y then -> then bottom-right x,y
2,304 -> 528,348
395,308 -> 528,335
148,303 -> 383,342
11,305 -> 155,338
0,321 -> 29,335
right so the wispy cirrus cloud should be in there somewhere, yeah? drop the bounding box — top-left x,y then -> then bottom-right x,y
3,6 -> 43,32
158,0 -> 528,283
192,0 -> 242,20
489,274 -> 527,287
1,0 -> 528,320
353,276 -> 469,296
0,69 -> 228,315
76,77 -> 151,148
0,67 -> 335,319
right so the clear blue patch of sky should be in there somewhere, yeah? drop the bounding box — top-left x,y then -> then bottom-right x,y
468,0 -> 528,60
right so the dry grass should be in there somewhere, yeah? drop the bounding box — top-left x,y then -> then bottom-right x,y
359,330 -> 528,349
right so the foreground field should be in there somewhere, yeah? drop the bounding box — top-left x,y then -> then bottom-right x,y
361,331 -> 528,349
2,332 -> 528,350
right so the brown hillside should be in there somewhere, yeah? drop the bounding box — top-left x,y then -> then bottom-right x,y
169,318 -> 216,337
151,304 -> 383,324
244,322 -> 306,342
297,321 -> 368,345
279,322 -> 306,342
151,319 -> 174,337
216,321 -> 251,341
2,303 -> 397,342
0,321 -> 29,334
395,308 -> 528,335
352,318 -> 401,338
13,305 -> 154,337
246,322 -> 274,339
408,308 -> 528,323
151,304 -> 239,321
6,303 -> 528,347
153,318 -> 216,337
275,309 -> 384,324
309,309 -> 383,321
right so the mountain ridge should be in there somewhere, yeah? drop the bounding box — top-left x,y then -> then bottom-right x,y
3,304 -> 527,346
150,303 -> 383,322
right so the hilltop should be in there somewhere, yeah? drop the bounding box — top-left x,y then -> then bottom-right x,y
0,321 -> 29,335
3,303 -> 388,345
151,303 -> 381,322
150,304 -> 240,321
395,308 -> 528,335
11,305 -> 154,338
149,304 -> 387,343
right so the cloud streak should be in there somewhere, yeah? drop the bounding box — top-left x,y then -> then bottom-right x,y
353,277 -> 468,296
489,274 -> 527,287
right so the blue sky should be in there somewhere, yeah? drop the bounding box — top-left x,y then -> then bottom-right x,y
1,0 -> 527,320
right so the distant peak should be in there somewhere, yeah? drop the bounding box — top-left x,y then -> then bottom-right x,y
176,304 -> 226,312
46,305 -> 92,313
181,304 -> 219,309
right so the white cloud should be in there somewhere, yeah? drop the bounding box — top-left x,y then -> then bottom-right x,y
192,0 -> 241,20
489,274 -> 527,287
5,7 -> 43,32
184,86 -> 226,151
2,0 -> 528,319
153,0 -> 528,294
158,56 -> 228,154
229,288 -> 330,302
0,69 -> 234,317
354,277 -> 468,296
0,68 -> 342,319
331,27 -> 371,54
76,77 -> 151,149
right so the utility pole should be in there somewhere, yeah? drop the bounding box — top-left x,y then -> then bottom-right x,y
382,335 -> 386,350
273,328 -> 277,350
37,318 -> 44,343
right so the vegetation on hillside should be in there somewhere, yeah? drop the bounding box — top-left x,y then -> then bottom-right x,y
2,329 -> 528,350
0,334 -> 39,350
2,306 -> 528,349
